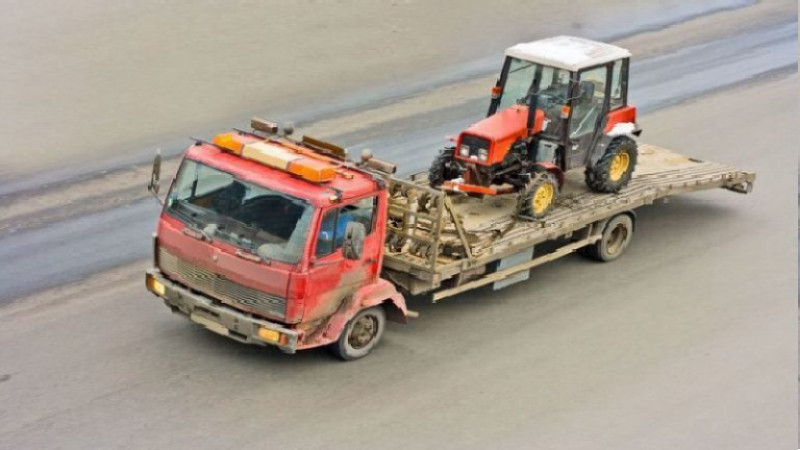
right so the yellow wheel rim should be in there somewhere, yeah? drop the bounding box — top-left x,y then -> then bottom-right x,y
531,182 -> 555,215
609,152 -> 630,182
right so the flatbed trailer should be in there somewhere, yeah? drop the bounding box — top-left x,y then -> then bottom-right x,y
381,144 -> 755,300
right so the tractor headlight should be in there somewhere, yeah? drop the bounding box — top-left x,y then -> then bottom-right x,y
478,149 -> 488,161
459,145 -> 469,157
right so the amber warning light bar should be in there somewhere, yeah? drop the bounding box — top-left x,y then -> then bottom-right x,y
212,132 -> 336,184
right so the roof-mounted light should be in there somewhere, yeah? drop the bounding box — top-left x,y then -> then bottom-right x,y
250,117 -> 279,135
212,132 -> 246,155
241,141 -> 336,183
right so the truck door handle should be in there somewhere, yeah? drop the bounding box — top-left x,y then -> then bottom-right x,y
313,259 -> 341,267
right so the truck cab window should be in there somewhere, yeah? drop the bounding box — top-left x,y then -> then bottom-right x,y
315,196 -> 376,257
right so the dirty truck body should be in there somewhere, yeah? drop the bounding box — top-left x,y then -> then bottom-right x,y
145,125 -> 754,360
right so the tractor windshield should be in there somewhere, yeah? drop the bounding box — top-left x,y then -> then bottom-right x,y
165,158 -> 313,265
498,57 -> 571,115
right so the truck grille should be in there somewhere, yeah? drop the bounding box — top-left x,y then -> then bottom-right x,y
158,248 -> 286,319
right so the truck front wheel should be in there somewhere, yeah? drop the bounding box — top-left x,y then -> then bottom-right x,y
579,214 -> 634,262
329,306 -> 386,361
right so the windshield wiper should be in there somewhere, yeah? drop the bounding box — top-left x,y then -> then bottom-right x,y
181,227 -> 207,241
235,249 -> 268,264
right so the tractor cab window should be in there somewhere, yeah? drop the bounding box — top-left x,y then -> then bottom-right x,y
569,65 -> 608,140
315,196 -> 377,258
498,58 -> 538,111
498,58 -> 570,113
610,59 -> 624,109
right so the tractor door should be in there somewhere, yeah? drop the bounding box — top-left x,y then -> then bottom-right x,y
566,64 -> 612,170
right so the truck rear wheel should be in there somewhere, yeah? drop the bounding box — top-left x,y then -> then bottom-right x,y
328,306 -> 386,361
585,136 -> 638,193
580,214 -> 634,262
518,172 -> 559,219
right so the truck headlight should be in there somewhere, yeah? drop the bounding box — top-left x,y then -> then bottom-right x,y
459,145 -> 469,157
258,327 -> 288,345
146,274 -> 166,297
478,149 -> 488,161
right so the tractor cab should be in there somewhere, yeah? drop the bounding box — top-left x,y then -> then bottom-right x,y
430,36 -> 641,219
488,36 -> 634,169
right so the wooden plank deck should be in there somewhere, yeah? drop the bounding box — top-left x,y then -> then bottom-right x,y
382,144 -> 755,289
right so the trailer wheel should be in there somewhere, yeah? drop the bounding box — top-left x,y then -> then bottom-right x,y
585,136 -> 638,193
518,172 -> 559,219
580,214 -> 634,262
428,147 -> 459,187
328,306 -> 386,361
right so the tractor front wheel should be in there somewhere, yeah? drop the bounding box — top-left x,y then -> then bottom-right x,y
585,136 -> 638,193
518,172 -> 559,220
428,147 -> 459,187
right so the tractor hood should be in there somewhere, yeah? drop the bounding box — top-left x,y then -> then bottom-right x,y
457,105 -> 544,166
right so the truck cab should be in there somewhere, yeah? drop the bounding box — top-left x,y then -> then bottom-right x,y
146,123 -> 410,360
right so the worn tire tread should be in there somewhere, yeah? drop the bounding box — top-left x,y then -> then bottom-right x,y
585,136 -> 638,193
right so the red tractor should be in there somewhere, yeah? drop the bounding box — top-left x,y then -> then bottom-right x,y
429,36 -> 642,218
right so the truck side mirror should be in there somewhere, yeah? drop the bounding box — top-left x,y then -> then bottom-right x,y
147,150 -> 163,204
342,221 -> 366,260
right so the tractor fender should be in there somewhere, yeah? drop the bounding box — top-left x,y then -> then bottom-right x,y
588,122 -> 641,168
532,161 -> 564,188
319,279 -> 410,347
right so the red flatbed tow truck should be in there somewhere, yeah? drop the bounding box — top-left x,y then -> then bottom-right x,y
145,117 -> 754,360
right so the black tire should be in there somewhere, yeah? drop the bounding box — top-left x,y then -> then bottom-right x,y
580,214 -> 634,262
518,172 -> 559,219
328,306 -> 386,361
585,136 -> 638,193
428,147 -> 459,187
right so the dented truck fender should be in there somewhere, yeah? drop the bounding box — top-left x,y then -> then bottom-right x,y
328,278 -> 409,337
301,278 -> 410,350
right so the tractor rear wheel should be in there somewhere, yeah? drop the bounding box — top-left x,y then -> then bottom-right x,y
585,136 -> 638,193
518,172 -> 559,220
428,147 -> 459,187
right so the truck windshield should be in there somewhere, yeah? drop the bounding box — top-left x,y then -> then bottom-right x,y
165,158 -> 313,265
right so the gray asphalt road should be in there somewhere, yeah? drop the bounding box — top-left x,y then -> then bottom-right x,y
0,5 -> 797,450
0,72 -> 795,448
0,19 -> 796,304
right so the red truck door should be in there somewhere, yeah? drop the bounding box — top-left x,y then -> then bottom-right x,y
304,196 -> 379,322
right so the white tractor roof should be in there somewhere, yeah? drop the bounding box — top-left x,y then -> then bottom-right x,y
504,36 -> 631,72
